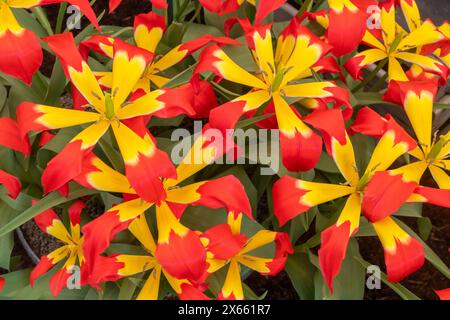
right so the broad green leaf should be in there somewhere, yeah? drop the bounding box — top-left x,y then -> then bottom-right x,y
417,217 -> 432,241
0,184 -> 96,237
285,252 -> 316,300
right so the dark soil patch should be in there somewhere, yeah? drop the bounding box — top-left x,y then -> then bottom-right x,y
21,220 -> 63,258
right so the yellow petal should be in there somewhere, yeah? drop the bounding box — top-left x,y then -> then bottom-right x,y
128,214 -> 156,254
362,31 -> 386,51
273,93 -> 312,138
213,48 -> 267,89
296,180 -> 355,207
372,217 -> 410,254
112,50 -> 148,110
403,88 -> 433,149
389,160 -> 428,183
115,89 -> 166,120
221,259 -> 244,300
394,51 -> 445,75
235,89 -> 271,112
137,266 -> 162,300
429,165 -> 450,189
398,20 -> 443,50
135,24 -> 163,53
237,255 -> 271,273
239,230 -> 276,255
111,121 -> 155,165
68,61 -> 105,113
331,134 -> 360,187
35,105 -> 101,129
381,3 -> 396,47
282,81 -> 335,100
156,201 -> 188,244
388,57 -> 408,81
165,181 -> 205,204
253,28 -> 275,84
336,193 -> 361,233
399,0 -> 421,31
69,120 -> 110,149
116,254 -> 157,276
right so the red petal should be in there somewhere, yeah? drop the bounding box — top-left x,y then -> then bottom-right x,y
264,232 -> 293,276
272,175 -> 310,226
41,140 -> 91,195
155,230 -> 207,281
435,288 -> 450,300
413,186 -> 450,208
318,222 -> 351,292
0,117 -> 30,155
279,125 -> 323,172
202,224 -> 248,260
384,237 -> 424,282
0,29 -> 42,84
363,171 -> 418,223
49,268 -> 71,297
194,175 -> 253,219
69,200 -> 85,226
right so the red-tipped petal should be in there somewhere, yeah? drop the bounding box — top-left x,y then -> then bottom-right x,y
318,222 -> 351,292
0,117 -> 30,155
0,24 -> 42,84
363,171 -> 418,223
0,170 -> 21,199
155,230 -> 207,281
30,256 -> 54,287
202,224 -> 248,260
193,175 -> 253,219
68,200 -> 85,226
435,288 -> 450,300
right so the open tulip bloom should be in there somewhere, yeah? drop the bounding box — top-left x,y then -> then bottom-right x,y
273,107 -> 450,292
0,0 -> 449,302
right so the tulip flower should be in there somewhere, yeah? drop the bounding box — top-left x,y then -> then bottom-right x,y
273,107 -> 449,292
345,0 -> 448,83
195,17 -> 351,171
201,212 -> 293,299
17,32 -> 195,203
79,131 -> 252,292
81,11 -> 238,95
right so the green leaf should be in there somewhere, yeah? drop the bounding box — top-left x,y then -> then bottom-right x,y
0,203 -> 16,270
285,252 -> 316,300
393,202 -> 423,218
354,256 -> 420,300
417,217 -> 432,241
353,92 -> 399,107
0,184 -> 96,237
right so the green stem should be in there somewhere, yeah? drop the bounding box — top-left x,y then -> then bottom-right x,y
98,136 -> 124,172
55,3 -> 68,34
31,7 -> 54,36
351,59 -> 388,93
370,72 -> 389,92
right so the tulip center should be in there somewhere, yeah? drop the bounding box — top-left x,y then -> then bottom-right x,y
104,92 -> 115,120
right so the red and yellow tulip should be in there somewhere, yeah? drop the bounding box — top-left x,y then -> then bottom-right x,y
81,11 -> 238,96
17,32 -> 196,203
273,107 -> 449,292
30,200 -> 87,297
79,131 -> 253,297
202,212 -> 293,300
195,17 -> 351,171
